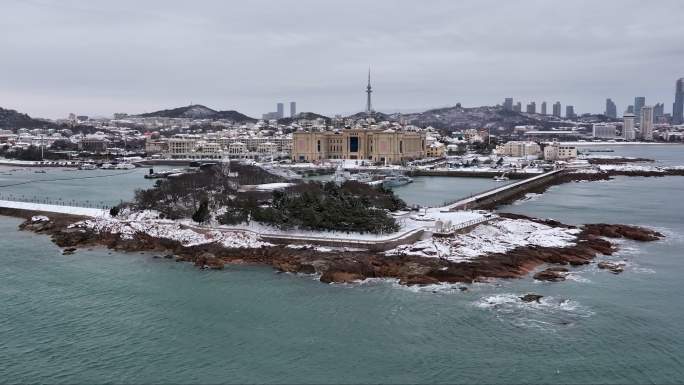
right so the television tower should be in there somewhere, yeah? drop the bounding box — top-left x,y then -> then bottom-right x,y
365,68 -> 373,116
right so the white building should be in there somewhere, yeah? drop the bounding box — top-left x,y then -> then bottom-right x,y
623,113 -> 636,140
544,142 -> 577,161
640,106 -> 654,140
592,123 -> 617,139
495,141 -> 541,157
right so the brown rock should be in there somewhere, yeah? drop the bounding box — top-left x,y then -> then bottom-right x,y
297,264 -> 316,275
597,261 -> 625,274
194,252 -> 224,270
399,275 -> 440,286
533,267 -> 568,282
320,271 -> 365,284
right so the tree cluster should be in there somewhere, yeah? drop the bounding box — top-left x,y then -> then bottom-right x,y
250,181 -> 403,234
130,165 -> 405,234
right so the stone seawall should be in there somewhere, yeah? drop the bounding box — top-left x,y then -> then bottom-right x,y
408,170 -> 537,179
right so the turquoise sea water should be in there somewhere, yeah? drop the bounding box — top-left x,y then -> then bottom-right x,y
1,146 -> 684,383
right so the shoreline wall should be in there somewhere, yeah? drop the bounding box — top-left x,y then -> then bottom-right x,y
407,170 -> 537,179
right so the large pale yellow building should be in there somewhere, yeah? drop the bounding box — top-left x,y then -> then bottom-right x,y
292,128 -> 426,164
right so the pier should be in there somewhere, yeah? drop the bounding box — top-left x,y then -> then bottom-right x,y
441,169 -> 566,210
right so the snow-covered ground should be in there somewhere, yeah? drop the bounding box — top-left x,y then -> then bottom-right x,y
554,141 -> 682,146
0,200 -> 108,217
253,182 -> 294,190
386,218 -> 581,263
72,210 -> 269,249
64,208 -> 487,250
589,165 -> 682,173
199,209 -> 489,242
597,164 -> 663,172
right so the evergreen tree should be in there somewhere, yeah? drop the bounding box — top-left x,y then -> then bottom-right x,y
192,200 -> 210,223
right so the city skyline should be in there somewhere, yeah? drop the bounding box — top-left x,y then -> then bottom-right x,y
1,0 -> 683,119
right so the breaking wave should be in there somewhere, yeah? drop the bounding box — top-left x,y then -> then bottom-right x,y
474,293 -> 594,330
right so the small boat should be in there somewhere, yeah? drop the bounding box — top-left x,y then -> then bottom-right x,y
34,170 -> 47,174
349,172 -> 374,183
114,163 -> 136,170
382,175 -> 413,188
78,163 -> 97,170
493,172 -> 509,182
100,163 -> 115,169
144,168 -> 186,179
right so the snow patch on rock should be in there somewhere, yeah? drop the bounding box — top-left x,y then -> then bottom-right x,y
386,218 -> 580,263
72,215 -> 270,249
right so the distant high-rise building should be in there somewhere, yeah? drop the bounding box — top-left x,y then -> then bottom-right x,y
634,96 -> 645,120
552,102 -> 561,117
605,98 -> 617,118
653,103 -> 664,118
290,102 -> 297,118
623,113 -> 636,140
504,98 -> 514,111
640,106 -> 654,140
673,78 -> 684,125
526,102 -> 536,114
627,105 -> 634,114
513,102 -> 522,112
541,101 -> 547,115
276,103 -> 284,119
566,105 -> 575,119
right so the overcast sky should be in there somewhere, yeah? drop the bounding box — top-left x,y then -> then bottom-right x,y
1,0 -> 683,119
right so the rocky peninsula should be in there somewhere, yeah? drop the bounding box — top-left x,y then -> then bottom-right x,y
2,162 -> 672,288
12,208 -> 662,286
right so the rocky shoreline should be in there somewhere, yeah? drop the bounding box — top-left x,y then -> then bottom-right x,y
12,209 -> 663,287
586,157 -> 654,165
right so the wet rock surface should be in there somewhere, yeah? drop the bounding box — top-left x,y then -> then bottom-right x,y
533,267 -> 569,282
598,261 -> 626,274
519,294 -> 544,303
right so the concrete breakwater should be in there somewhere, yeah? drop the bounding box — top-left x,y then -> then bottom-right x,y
407,170 -> 541,179
443,169 -> 566,210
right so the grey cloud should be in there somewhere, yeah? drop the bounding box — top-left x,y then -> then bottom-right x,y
1,0 -> 683,118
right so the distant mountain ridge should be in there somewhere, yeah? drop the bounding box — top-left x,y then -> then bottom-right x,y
349,105 -> 619,132
277,112 -> 331,124
137,104 -> 257,122
0,103 -> 618,133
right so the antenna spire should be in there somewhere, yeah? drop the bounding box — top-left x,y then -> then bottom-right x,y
365,67 -> 373,116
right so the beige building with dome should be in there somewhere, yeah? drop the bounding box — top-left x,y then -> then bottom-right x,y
291,128 -> 427,164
